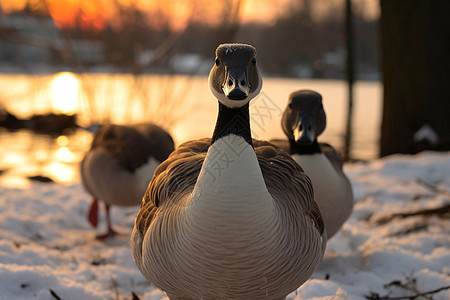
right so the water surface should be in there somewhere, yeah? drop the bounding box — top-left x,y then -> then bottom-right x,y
0,73 -> 382,187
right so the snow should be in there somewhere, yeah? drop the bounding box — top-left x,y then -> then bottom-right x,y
414,124 -> 439,145
0,151 -> 449,300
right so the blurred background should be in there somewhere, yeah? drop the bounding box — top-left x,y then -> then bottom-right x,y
0,0 -> 448,187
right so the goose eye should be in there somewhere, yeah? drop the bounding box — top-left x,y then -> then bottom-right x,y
252,57 -> 257,65
215,58 -> 220,66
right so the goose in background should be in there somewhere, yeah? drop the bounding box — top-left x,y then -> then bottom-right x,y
271,90 -> 353,239
131,44 -> 326,300
80,123 -> 174,239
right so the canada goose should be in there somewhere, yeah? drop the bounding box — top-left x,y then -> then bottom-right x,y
272,90 -> 353,239
131,44 -> 326,299
80,123 -> 174,239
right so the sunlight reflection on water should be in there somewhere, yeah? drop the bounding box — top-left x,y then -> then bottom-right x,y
51,72 -> 80,114
0,128 -> 92,188
0,74 -> 382,188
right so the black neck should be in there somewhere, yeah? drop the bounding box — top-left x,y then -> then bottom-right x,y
211,102 -> 253,147
289,138 -> 322,155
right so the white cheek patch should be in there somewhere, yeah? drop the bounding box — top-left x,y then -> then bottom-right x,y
209,78 -> 250,108
209,72 -> 262,109
247,75 -> 262,101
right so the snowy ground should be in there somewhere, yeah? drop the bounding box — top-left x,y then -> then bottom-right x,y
0,151 -> 449,300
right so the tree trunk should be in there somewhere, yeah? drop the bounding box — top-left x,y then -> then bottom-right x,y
379,0 -> 450,157
343,0 -> 355,161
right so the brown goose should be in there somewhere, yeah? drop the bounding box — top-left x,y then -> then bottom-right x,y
130,44 -> 326,299
80,123 -> 174,239
271,90 -> 353,239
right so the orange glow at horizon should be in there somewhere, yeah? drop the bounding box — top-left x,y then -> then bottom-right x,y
1,0 -> 28,12
2,0 -> 283,31
1,0 -> 380,31
47,0 -> 108,30
1,0 -> 108,30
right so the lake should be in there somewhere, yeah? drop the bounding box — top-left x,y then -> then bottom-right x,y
0,73 -> 382,187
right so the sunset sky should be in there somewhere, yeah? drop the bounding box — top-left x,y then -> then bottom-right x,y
1,0 -> 379,30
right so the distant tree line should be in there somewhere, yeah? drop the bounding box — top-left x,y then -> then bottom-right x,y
1,0 -> 379,80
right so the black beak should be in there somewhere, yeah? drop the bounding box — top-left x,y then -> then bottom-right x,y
222,66 -> 250,100
293,114 -> 315,145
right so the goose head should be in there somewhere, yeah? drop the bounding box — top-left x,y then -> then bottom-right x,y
208,43 -> 262,108
282,90 -> 326,145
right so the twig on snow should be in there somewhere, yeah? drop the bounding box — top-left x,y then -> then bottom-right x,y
374,203 -> 450,225
131,291 -> 141,300
385,280 -> 432,300
49,289 -> 62,300
365,284 -> 450,300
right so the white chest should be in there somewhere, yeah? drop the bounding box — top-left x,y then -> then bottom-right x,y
293,153 -> 341,188
292,153 -> 352,237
